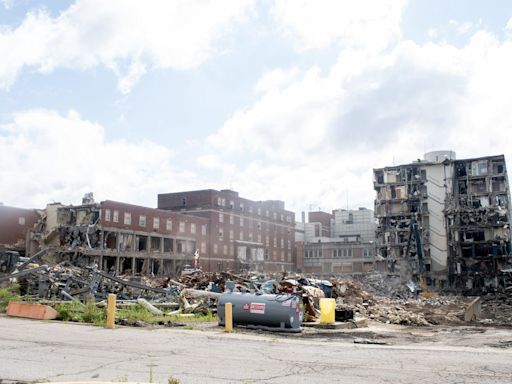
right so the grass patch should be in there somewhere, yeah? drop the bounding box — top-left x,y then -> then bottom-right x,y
118,304 -> 217,325
0,283 -> 20,312
56,301 -> 105,325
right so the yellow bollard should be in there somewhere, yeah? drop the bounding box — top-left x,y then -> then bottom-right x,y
225,302 -> 233,333
106,293 -> 116,329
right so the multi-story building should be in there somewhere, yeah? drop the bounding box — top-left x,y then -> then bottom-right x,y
374,151 -> 512,292
302,238 -> 376,276
446,155 -> 511,292
27,197 -> 209,276
307,211 -> 332,238
157,189 -> 295,273
331,208 -> 376,242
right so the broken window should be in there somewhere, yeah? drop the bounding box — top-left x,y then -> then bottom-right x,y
163,238 -> 173,252
181,197 -> 187,206
124,212 -> 131,225
219,228 -> 223,239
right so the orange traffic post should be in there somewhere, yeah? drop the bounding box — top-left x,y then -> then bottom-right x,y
225,302 -> 233,333
106,293 -> 116,329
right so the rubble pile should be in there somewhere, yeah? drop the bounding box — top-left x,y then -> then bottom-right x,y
480,293 -> 512,325
333,278 -> 467,326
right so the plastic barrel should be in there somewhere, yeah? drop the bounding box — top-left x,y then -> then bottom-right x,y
319,298 -> 335,324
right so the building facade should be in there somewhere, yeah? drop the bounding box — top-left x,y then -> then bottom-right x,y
27,198 -> 209,276
158,189 -> 295,273
374,151 -> 512,292
331,208 -> 376,242
0,205 -> 40,253
302,238 -> 376,276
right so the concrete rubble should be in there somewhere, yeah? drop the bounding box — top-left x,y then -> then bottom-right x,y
1,253 -> 511,329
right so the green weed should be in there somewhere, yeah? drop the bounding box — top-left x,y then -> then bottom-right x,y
0,283 -> 20,312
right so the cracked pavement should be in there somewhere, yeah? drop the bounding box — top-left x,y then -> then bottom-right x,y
0,316 -> 512,383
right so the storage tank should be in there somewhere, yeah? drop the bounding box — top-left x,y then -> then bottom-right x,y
217,292 -> 303,330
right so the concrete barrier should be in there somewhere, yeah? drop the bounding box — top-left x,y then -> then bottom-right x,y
6,301 -> 58,320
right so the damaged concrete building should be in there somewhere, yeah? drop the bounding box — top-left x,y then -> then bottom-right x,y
27,195 -> 209,276
374,151 -> 512,293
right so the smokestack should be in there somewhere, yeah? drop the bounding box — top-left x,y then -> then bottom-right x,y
301,211 -> 306,223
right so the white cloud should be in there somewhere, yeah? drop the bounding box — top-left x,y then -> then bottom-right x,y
205,23 -> 512,214
0,109 -> 200,208
1,0 -> 13,10
271,0 -> 406,51
0,0 -> 254,92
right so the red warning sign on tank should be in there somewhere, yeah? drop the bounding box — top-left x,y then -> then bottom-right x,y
250,303 -> 266,314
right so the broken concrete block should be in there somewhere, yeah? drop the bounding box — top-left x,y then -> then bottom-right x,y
6,301 -> 58,320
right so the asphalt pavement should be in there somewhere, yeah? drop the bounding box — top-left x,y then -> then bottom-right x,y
1,316 -> 512,383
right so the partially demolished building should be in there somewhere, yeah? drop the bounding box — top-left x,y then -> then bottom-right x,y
0,205 -> 40,253
374,151 -> 512,293
27,195 -> 209,276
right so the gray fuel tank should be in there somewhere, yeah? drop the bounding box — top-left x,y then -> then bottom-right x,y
218,292 -> 303,329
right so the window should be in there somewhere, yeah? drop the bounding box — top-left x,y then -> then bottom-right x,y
166,219 -> 172,231
257,221 -> 261,229
249,206 -> 253,213
280,214 -> 284,221
179,222 -> 185,232
153,217 -> 160,230
257,234 -> 261,242
124,212 -> 131,225
105,209 -> 111,221
265,210 -> 269,217
213,244 -> 218,254
113,210 -> 119,223
223,245 -> 228,255
217,197 -> 222,206
240,203 -> 244,211
229,200 -> 234,209
273,237 -> 277,247
229,230 -> 234,240
266,235 -> 269,246
239,231 -> 244,241
229,215 -> 234,225
363,248 -> 373,257
219,228 -> 224,239
240,217 -> 244,227
221,198 -> 226,206
139,215 -> 146,227
257,208 -> 261,215
201,242 -> 206,253
181,197 -> 187,206
281,250 -> 285,261
219,213 -> 224,223
191,223 -> 196,234
249,233 -> 253,241
18,217 -> 25,225
273,212 -> 277,220
230,246 -> 234,256
201,224 -> 207,235
280,239 -> 284,248
288,240 -> 291,250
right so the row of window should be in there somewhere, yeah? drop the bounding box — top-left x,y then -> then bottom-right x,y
217,229 -> 292,249
103,209 -> 206,235
216,198 -> 292,222
305,249 -> 374,258
218,213 -> 292,232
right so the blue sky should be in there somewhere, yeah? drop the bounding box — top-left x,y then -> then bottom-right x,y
1,0 -> 512,217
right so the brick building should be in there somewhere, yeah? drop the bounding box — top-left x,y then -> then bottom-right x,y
27,199 -> 209,276
158,189 -> 295,272
0,205 -> 40,253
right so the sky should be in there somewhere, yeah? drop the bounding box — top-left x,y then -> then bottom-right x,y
1,0 -> 512,217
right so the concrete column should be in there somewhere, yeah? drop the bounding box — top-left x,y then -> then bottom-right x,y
115,255 -> 120,275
